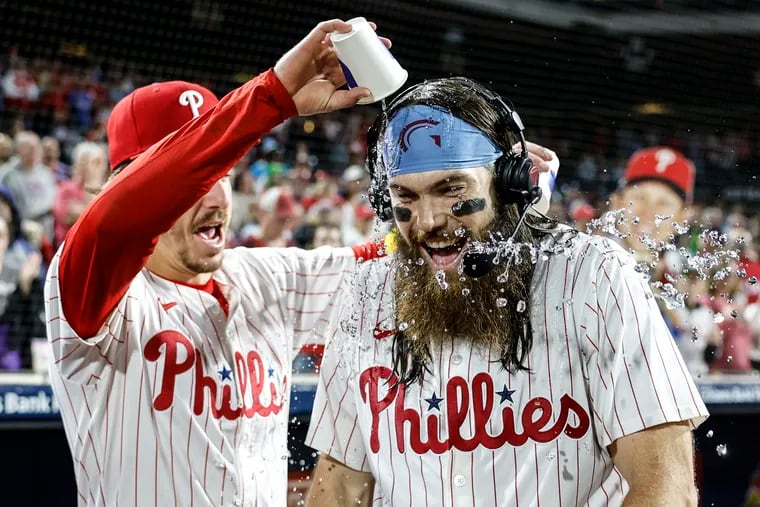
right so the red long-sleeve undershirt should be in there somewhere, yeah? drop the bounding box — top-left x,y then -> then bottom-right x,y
58,69 -> 298,338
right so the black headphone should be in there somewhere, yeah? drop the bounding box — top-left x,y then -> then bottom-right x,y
365,77 -> 539,222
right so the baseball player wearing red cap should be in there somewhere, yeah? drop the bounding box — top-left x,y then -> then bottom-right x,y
610,146 -> 696,263
44,19 -> 389,507
305,78 -> 707,506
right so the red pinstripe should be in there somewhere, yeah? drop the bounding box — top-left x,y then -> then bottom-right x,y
608,268 -> 666,419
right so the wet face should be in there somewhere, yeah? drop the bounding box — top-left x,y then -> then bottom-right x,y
389,167 -> 496,274
151,175 -> 232,282
612,180 -> 685,253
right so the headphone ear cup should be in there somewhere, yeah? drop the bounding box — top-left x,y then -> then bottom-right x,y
494,153 -> 535,206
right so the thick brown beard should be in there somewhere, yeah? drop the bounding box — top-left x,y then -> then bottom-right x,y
393,209 -> 536,371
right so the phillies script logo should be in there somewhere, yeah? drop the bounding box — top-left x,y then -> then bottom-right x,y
360,366 -> 590,454
144,330 -> 285,419
398,119 -> 441,152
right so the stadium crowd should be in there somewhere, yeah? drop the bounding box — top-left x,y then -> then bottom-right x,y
0,52 -> 757,378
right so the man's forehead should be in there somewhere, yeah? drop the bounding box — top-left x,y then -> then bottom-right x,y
389,166 -> 491,189
624,179 -> 683,200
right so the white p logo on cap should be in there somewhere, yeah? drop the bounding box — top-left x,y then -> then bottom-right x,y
179,90 -> 204,118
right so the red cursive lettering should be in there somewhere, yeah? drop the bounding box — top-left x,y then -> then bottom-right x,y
359,367 -> 591,454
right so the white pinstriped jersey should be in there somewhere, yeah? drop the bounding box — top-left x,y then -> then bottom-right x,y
46,245 -> 354,507
307,229 -> 708,507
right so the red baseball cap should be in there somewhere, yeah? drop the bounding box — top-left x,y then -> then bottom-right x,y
106,81 -> 219,170
623,147 -> 695,203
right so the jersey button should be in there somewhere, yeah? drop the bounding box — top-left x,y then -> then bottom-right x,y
453,474 -> 466,487
451,354 -> 462,365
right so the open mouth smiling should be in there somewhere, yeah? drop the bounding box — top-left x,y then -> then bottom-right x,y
420,235 -> 469,270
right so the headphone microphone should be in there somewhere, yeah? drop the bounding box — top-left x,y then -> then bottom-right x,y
461,187 -> 543,279
462,251 -> 495,279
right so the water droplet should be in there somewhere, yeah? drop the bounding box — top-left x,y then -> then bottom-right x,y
749,276 -> 757,285
461,288 -> 470,296
495,298 -> 508,308
398,322 -> 409,331
726,355 -> 733,363
706,430 -> 714,438
674,221 -> 690,234
654,214 -> 672,227
497,273 -> 509,284
691,327 -> 699,341
730,310 -> 738,318
713,312 -> 725,324
415,257 -> 425,265
716,444 -> 728,456
631,216 -> 640,225
516,300 -> 527,313
435,270 -> 449,290
737,268 -> 747,278
546,450 -> 556,461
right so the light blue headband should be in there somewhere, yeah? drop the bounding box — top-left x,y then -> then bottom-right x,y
381,105 -> 503,178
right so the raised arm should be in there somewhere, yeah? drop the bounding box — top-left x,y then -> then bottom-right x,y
58,71 -> 298,338
58,18 -> 384,338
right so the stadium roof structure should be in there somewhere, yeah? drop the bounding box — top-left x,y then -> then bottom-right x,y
442,0 -> 760,34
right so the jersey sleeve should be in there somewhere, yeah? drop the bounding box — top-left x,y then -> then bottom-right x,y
575,239 -> 708,448
305,282 -> 370,472
57,69 -> 297,339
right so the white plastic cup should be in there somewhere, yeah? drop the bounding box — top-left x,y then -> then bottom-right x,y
330,17 -> 408,104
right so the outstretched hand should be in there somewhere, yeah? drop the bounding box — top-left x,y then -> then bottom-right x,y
274,19 -> 391,116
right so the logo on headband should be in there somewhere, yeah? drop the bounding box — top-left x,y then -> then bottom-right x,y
399,119 -> 441,152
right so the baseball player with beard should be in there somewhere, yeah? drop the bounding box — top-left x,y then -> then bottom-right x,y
44,19 -> 391,507
305,77 -> 708,506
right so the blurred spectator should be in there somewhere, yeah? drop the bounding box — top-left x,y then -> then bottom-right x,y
52,141 -> 107,246
0,241 -> 45,370
311,223 -> 342,248
0,186 -> 44,370
0,133 -> 13,166
41,135 -> 70,181
67,73 -> 97,133
569,200 -> 596,232
0,131 -> 57,241
229,168 -> 257,236
671,275 -> 720,377
235,186 -> 300,248
1,59 -> 40,106
249,136 -> 286,192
